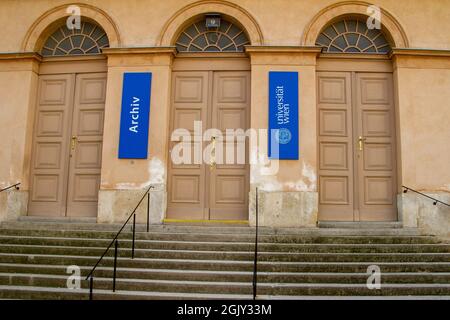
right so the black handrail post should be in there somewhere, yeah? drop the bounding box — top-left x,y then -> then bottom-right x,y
89,276 -> 93,300
132,214 -> 136,259
113,240 -> 118,292
252,187 -> 259,300
402,185 -> 450,207
85,185 -> 155,283
0,182 -> 21,193
147,192 -> 150,232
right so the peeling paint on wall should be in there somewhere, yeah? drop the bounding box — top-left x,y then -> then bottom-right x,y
250,146 -> 317,192
283,163 -> 317,192
302,162 -> 317,190
114,182 -> 145,190
148,157 -> 165,184
102,157 -> 166,190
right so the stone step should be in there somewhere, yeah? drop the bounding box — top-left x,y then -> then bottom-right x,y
1,285 -> 449,300
0,228 -> 439,244
3,220 -> 423,236
0,223 -> 446,299
0,244 -> 449,262
1,253 -> 449,273
0,285 -> 248,300
0,244 -> 450,263
0,235 -> 448,253
1,273 -> 449,296
317,222 -> 404,229
0,263 -> 449,284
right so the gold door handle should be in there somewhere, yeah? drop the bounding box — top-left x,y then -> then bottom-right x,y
358,136 -> 367,151
71,136 -> 77,153
210,136 -> 216,170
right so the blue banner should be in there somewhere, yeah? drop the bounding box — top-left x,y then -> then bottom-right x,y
118,72 -> 152,159
268,71 -> 299,160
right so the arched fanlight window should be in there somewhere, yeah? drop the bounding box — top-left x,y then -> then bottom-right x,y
41,21 -> 109,57
316,18 -> 391,53
176,19 -> 250,52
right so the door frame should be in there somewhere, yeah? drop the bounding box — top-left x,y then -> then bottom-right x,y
316,53 -> 399,222
166,53 -> 251,221
28,55 -> 107,218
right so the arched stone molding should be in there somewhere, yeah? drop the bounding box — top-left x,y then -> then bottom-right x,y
302,1 -> 409,48
158,0 -> 263,46
21,3 -> 121,52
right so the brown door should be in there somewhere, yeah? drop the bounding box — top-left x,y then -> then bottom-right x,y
318,72 -> 397,221
167,71 -> 250,220
29,73 -> 106,217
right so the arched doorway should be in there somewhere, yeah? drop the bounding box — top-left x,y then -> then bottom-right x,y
316,17 -> 398,222
167,16 -> 251,221
28,21 -> 108,217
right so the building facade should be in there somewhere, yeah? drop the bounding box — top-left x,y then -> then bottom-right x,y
0,0 -> 449,237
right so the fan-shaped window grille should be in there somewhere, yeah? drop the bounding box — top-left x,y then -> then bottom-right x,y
316,18 -> 391,53
176,19 -> 250,52
41,21 -> 109,57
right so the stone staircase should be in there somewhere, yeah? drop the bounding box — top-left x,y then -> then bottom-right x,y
0,221 -> 449,300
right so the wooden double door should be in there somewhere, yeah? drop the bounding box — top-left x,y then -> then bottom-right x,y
167,71 -> 250,221
28,72 -> 106,217
318,72 -> 397,221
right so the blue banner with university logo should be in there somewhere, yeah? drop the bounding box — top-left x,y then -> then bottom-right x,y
268,71 -> 299,159
118,72 -> 152,159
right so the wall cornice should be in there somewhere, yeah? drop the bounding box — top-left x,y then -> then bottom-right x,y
0,52 -> 42,62
245,46 -> 322,55
391,49 -> 450,70
245,46 -> 321,66
102,47 -> 177,67
102,47 -> 178,56
0,52 -> 42,72
390,48 -> 450,58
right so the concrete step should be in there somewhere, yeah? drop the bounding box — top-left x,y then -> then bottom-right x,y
0,264 -> 449,284
0,222 -> 447,299
1,285 -> 449,300
1,253 -> 449,273
1,273 -> 449,296
0,244 -> 449,262
0,235 -> 448,253
318,222 -> 403,229
0,228 -> 439,244
3,220 -> 423,236
0,285 -> 249,300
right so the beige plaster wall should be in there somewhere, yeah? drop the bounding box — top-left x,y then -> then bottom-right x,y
394,56 -> 450,191
394,55 -> 450,235
248,51 -> 318,192
245,50 -> 319,227
0,59 -> 38,221
95,51 -> 173,223
0,0 -> 449,52
100,53 -> 172,191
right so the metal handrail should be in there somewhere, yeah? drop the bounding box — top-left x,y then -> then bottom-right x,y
85,184 -> 154,299
0,183 -> 20,193
403,186 -> 450,207
252,187 -> 259,300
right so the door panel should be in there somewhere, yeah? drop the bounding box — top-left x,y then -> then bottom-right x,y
29,75 -> 75,216
318,71 -> 397,222
167,71 -> 250,220
318,72 -> 354,220
355,73 -> 397,221
29,72 -> 106,217
209,72 -> 250,220
167,72 -> 209,219
66,73 -> 106,217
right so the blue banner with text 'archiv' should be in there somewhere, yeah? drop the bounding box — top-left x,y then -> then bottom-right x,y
118,72 -> 152,159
